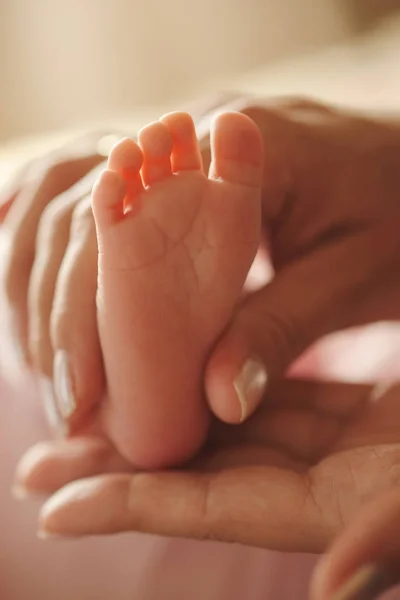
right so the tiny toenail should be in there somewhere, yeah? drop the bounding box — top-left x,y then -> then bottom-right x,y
233,357 -> 267,422
54,351 -> 77,421
39,376 -> 68,437
330,564 -> 397,600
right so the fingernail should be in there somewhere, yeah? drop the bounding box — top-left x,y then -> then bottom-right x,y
233,357 -> 267,422
53,350 -> 76,420
11,483 -> 30,500
11,483 -> 46,501
37,529 -> 61,541
331,564 -> 398,600
13,442 -> 56,500
39,377 -> 68,437
39,479 -> 97,538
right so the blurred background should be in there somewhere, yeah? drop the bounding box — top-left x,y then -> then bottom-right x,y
0,0 -> 400,141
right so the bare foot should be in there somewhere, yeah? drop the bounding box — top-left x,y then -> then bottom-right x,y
92,111 -> 263,468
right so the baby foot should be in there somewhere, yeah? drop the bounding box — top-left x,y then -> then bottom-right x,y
92,111 -> 263,468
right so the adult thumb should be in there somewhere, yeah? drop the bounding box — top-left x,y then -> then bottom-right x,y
204,226 -> 383,423
310,490 -> 400,600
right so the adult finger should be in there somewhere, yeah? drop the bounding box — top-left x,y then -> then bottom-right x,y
205,219 -> 400,423
28,192 -> 81,375
13,437 -> 130,496
50,195 -> 104,429
311,490 -> 400,600
37,467 -> 326,551
2,154 -> 103,359
26,167 -> 104,435
0,161 -> 33,222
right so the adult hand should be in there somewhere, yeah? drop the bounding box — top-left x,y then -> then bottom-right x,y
311,486 -> 400,599
204,99 -> 400,424
13,378 -> 400,568
0,133 -> 113,363
4,97 -> 400,437
0,131 -> 116,431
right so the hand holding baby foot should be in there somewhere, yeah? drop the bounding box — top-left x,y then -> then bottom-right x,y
7,97 -> 400,468
45,100 -> 400,434
92,112 -> 263,468
14,380 -> 400,557
205,99 -> 400,423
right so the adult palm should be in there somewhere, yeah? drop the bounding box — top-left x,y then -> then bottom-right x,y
15,378 -> 400,553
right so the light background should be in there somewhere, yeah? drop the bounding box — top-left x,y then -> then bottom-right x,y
0,0 -> 399,141
0,0 -> 351,140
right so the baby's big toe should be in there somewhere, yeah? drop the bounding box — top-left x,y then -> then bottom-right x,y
209,112 -> 263,188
